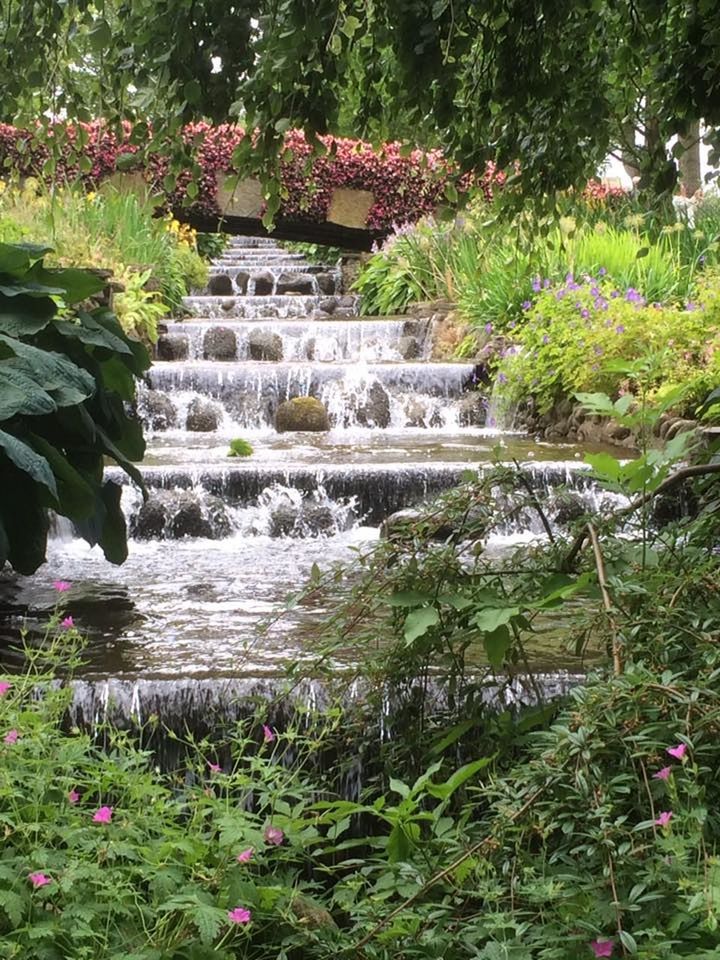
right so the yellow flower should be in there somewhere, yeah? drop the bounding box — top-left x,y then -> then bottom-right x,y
86,191 -> 96,202
0,179 -> 6,195
559,216 -> 576,236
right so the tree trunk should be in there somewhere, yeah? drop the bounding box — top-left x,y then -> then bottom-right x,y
678,121 -> 702,196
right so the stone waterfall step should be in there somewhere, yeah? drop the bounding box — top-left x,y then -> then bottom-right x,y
208,263 -> 336,275
158,318 -> 429,363
182,294 -> 359,318
108,460 -> 605,532
204,267 -> 342,297
143,360 -> 479,431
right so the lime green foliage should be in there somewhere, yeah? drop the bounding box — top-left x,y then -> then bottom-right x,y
0,180 -> 207,340
0,241 -> 149,574
227,438 -> 253,457
113,269 -> 168,345
497,272 -> 720,414
196,231 -> 229,260
281,241 -> 342,264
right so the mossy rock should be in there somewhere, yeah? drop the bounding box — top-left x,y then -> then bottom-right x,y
275,397 -> 330,432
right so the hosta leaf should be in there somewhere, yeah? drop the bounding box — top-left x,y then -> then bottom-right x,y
0,292 -> 56,335
55,313 -> 132,354
0,368 -> 56,419
28,434 -> 95,519
0,429 -> 57,496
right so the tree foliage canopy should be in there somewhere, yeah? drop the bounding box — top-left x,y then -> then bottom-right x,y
0,2 -> 718,201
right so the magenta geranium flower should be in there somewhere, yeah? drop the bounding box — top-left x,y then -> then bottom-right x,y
92,806 -> 113,823
653,766 -> 671,781
208,762 -> 221,774
52,580 -> 71,592
264,825 -> 284,846
227,906 -> 252,924
68,789 -> 80,804
0,681 -> 11,697
655,810 -> 673,827
667,743 -> 687,760
237,848 -> 253,863
4,729 -> 19,744
262,724 -> 275,743
589,940 -> 613,957
60,616 -> 74,629
28,872 -> 51,888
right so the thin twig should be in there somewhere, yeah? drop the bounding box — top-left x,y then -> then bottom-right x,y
587,523 -> 622,676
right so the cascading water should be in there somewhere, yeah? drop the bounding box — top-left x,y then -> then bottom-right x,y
1,236 -> 626,737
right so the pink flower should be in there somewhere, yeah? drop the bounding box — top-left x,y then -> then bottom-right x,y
92,806 -> 113,823
227,906 -> 252,924
262,724 -> 275,743
52,580 -> 71,592
667,743 -> 687,760
28,872 -> 51,889
655,810 -> 673,827
0,681 -> 11,697
68,789 -> 80,804
60,616 -> 74,629
590,941 -> 613,958
264,825 -> 284,846
653,766 -> 671,781
208,762 -> 221,774
4,729 -> 19,744
236,848 -> 253,863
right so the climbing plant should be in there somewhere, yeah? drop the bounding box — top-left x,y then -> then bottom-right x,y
0,241 -> 149,574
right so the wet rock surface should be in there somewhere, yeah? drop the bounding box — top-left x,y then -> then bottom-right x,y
203,326 -> 237,360
132,491 -> 233,540
276,273 -> 314,295
275,397 -> 330,432
208,274 -> 233,296
157,335 -> 189,362
186,398 -> 222,432
248,330 -> 283,361
139,390 -> 177,431
252,271 -> 274,295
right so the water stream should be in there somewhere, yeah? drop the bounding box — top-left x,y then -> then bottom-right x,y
1,237 -> 624,734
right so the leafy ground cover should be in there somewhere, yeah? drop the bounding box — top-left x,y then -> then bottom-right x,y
0,178 -> 208,343
356,193 -> 720,421
2,385 -> 719,958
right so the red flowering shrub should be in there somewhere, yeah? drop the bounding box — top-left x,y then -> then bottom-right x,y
0,121 -> 505,232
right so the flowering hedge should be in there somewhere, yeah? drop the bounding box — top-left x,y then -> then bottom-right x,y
0,121 -> 504,233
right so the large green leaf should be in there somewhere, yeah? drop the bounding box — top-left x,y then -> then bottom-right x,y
55,313 -> 132,355
0,480 -> 49,575
0,368 -> 57,419
32,265 -> 105,303
100,355 -> 136,399
0,429 -> 57,497
473,606 -> 519,633
28,434 -> 95,520
99,480 -> 129,565
94,310 -> 151,374
404,606 -> 440,643
95,424 -> 147,494
0,241 -> 52,275
483,624 -> 511,669
0,334 -> 96,402
0,292 -> 56,336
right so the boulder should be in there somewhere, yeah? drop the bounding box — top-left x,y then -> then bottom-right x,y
252,271 -> 274,295
404,398 -> 428,427
132,491 -> 232,540
248,329 -> 283,361
203,326 -> 237,361
275,397 -> 330,432
552,492 -> 587,527
220,298 -> 237,313
156,334 -> 189,361
208,274 -> 233,296
338,295 -> 356,308
140,390 -> 177,431
457,392 -> 487,427
316,272 -> 337,295
186,398 -> 222,432
269,501 -> 337,538
318,297 -> 337,314
355,382 -> 391,428
276,272 -> 314,295
233,271 -> 249,295
397,335 -> 420,360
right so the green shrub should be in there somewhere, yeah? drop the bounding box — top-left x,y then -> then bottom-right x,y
0,241 -> 149,574
496,272 -> 720,414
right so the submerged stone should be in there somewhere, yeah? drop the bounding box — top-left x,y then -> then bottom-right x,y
248,330 -> 283,361
203,326 -> 237,361
186,398 -> 221,432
